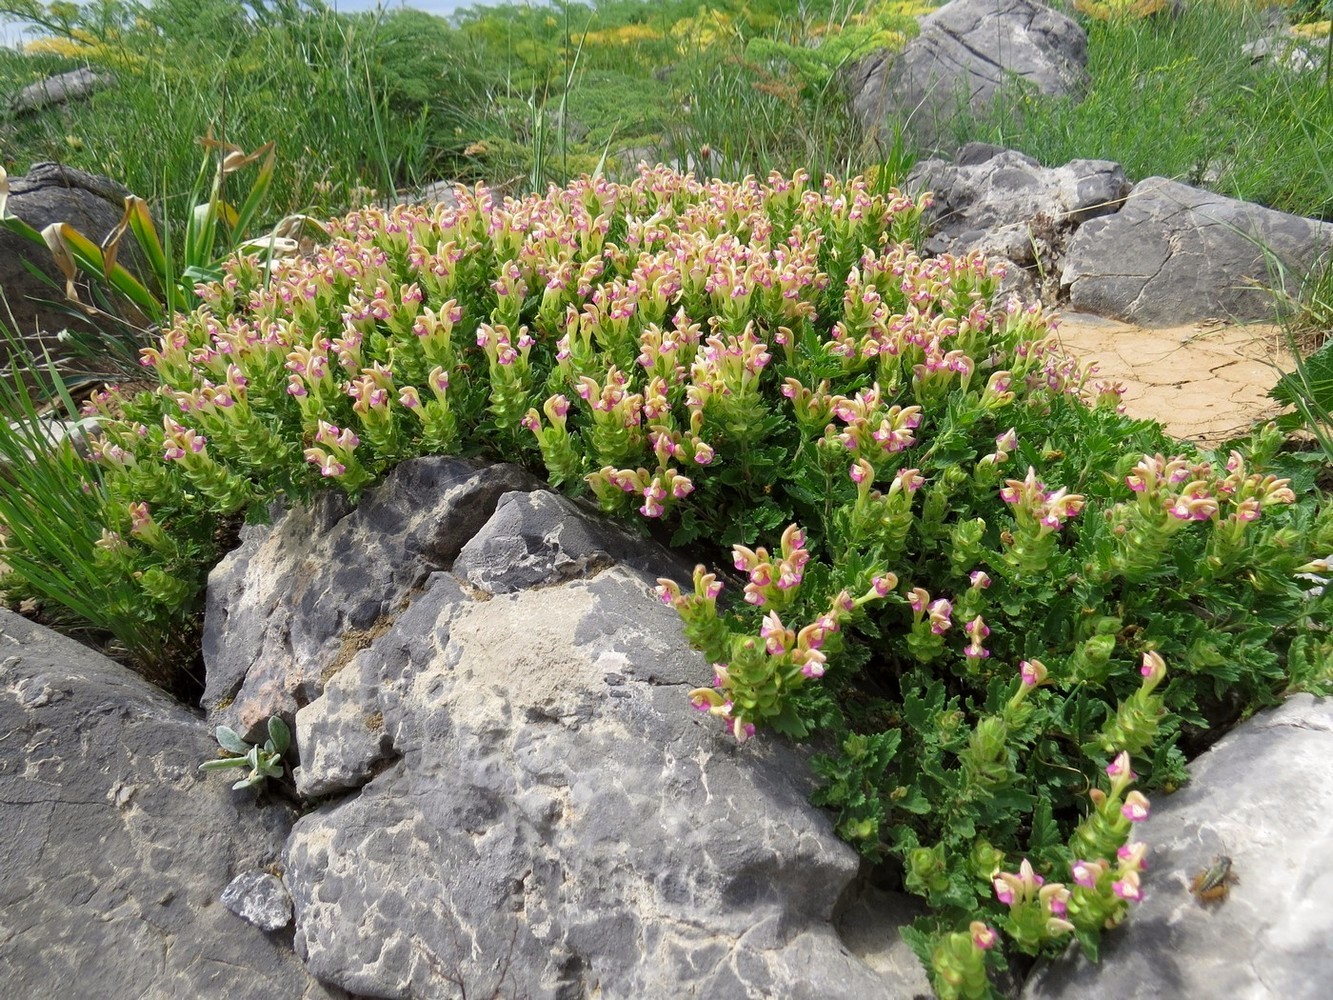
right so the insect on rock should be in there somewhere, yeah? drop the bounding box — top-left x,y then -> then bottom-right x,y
1190,854 -> 1239,904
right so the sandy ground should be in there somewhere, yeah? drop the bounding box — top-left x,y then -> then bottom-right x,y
1053,312 -> 1293,446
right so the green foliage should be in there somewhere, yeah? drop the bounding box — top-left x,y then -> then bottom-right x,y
1,138 -> 288,334
948,1 -> 1333,219
0,333 -> 198,687
746,1 -> 921,93
199,715 -> 292,790
445,0 -> 894,188
3,167 -> 1322,995
1,0 -> 482,217
1271,335 -> 1333,438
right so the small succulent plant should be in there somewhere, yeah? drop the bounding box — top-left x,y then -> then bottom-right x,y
199,715 -> 292,791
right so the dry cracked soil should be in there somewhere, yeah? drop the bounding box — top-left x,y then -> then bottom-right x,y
1055,313 -> 1294,445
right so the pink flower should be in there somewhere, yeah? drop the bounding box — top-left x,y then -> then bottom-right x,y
908,587 -> 930,613
760,611 -> 789,654
1071,861 -> 1100,888
1140,651 -> 1166,686
927,599 -> 953,634
657,579 -> 682,606
970,922 -> 997,951
1112,871 -> 1143,902
1106,752 -> 1135,781
1117,842 -> 1149,871
1121,791 -> 1151,823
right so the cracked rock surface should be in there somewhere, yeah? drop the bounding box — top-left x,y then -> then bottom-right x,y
197,458 -> 929,998
1062,176 -> 1333,325
1055,313 -> 1289,444
906,143 -> 1129,299
202,457 -> 543,742
848,0 -> 1088,153
0,610 -> 338,999
1023,695 -> 1333,1000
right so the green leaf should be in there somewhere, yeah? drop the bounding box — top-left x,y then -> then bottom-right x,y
1075,928 -> 1102,963
52,222 -> 163,322
121,195 -> 169,283
1270,339 -> 1333,407
230,143 -> 277,240
1028,797 -> 1061,854
199,757 -> 249,772
768,702 -> 812,739
267,715 -> 291,753
214,726 -> 251,755
895,785 -> 932,815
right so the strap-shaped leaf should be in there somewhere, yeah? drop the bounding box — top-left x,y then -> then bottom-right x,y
119,195 -> 169,285
0,168 -> 47,244
51,222 -> 162,322
230,142 -> 276,240
38,222 -> 80,303
199,757 -> 250,772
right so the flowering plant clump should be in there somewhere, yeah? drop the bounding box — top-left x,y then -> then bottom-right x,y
27,166 -> 1333,996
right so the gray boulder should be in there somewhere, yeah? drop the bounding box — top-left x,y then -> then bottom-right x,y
907,143 -> 1129,298
395,179 -> 460,209
0,609 -> 336,999
454,488 -> 693,595
1062,176 -> 1333,324
849,0 -> 1089,154
1023,694 -> 1333,1000
201,457 -> 544,742
199,459 -> 930,997
10,67 -> 113,114
0,163 -> 133,374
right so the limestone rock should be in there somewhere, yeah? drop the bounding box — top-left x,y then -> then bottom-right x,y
454,488 -> 693,595
0,609 -> 335,999
396,179 -> 460,209
234,476 -> 932,998
222,871 -> 295,932
1062,177 -> 1333,325
849,0 -> 1089,153
1023,694 -> 1333,1000
910,144 -> 1129,243
907,143 -> 1129,297
11,68 -> 112,113
201,457 -> 543,742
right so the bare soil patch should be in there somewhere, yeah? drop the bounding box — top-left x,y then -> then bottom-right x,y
1054,313 -> 1294,445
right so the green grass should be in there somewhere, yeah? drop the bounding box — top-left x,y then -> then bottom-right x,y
0,0 -> 490,219
946,1 -> 1333,219
0,0 -> 918,206
0,317 -> 193,687
1,0 -> 1333,688
4,1 -> 1333,214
